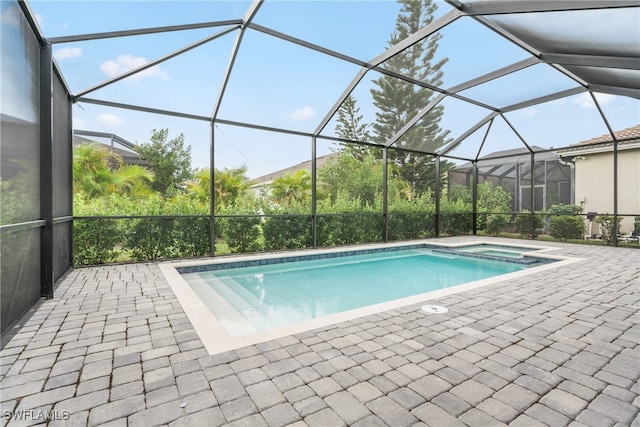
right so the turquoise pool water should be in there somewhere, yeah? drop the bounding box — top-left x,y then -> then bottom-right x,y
183,248 -> 535,336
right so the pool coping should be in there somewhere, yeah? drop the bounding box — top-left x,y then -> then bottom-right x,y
159,240 -> 583,355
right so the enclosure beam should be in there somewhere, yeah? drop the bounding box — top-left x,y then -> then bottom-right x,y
311,137 -> 318,248
447,57 -> 539,94
210,0 -> 263,120
75,26 -> 239,99
76,97 -> 211,121
439,112 -> 498,156
40,42 -> 54,299
210,121 -> 216,256
472,161 -> 478,235
313,69 -> 368,136
590,92 -> 620,247
249,24 -> 368,68
384,94 -> 447,148
589,85 -> 640,100
49,20 -> 243,44
370,9 -> 462,67
541,53 -> 640,70
435,157 -> 441,237
529,152 -> 536,239
501,87 -> 585,113
446,0 -> 637,15
382,148 -> 389,242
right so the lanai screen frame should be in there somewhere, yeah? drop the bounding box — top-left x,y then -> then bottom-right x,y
43,0 -> 640,256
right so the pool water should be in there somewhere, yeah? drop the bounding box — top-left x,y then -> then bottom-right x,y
182,248 -> 531,336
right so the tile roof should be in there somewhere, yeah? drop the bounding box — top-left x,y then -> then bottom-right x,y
574,124 -> 640,146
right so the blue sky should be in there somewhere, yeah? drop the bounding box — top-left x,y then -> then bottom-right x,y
27,1 -> 640,178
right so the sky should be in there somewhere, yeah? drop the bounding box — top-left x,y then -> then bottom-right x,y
22,0 -> 640,179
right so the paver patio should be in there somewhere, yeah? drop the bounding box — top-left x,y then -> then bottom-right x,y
1,237 -> 638,426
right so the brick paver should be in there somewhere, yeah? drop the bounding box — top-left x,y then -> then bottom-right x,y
0,238 -> 638,426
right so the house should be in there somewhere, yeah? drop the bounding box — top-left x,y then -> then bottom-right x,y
73,130 -> 146,167
558,125 -> 640,234
248,152 -> 337,196
447,147 -> 573,213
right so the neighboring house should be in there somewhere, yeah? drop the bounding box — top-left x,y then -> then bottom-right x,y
249,152 -> 337,196
558,125 -> 640,234
73,130 -> 146,167
448,147 -> 573,213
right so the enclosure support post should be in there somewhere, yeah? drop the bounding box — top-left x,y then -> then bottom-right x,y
613,139 -> 618,247
435,156 -> 441,237
382,147 -> 389,242
472,161 -> 478,236
209,121 -> 216,256
40,42 -> 54,299
311,137 -> 317,248
530,152 -> 535,240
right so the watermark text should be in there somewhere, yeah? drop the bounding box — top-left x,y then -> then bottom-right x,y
4,410 -> 70,421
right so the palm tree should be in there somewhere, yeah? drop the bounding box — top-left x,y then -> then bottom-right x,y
73,142 -> 153,198
184,168 -> 211,203
215,166 -> 250,209
185,166 -> 250,209
270,170 -> 312,204
110,165 -> 154,197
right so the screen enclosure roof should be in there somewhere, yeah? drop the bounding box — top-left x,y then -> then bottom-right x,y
26,0 -> 640,167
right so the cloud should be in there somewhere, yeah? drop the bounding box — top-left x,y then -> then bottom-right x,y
96,113 -> 124,128
521,107 -> 536,118
73,117 -> 86,129
54,47 -> 82,61
34,13 -> 43,27
284,106 -> 316,121
100,54 -> 168,81
573,92 -> 614,109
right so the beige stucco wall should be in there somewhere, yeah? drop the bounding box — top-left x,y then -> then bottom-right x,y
574,148 -> 640,233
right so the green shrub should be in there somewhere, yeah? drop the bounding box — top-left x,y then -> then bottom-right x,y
316,193 -> 382,246
165,195 -> 210,257
486,214 -> 509,236
597,215 -> 621,246
73,196 -> 125,265
388,192 -> 436,240
127,218 -> 176,261
547,204 -> 584,242
476,182 -> 512,231
514,210 -> 544,239
73,218 -> 123,265
223,216 -> 263,253
217,203 -> 263,253
260,200 -> 312,251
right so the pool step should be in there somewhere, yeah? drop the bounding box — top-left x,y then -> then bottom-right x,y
182,273 -> 259,337
432,248 -> 538,265
209,274 -> 290,331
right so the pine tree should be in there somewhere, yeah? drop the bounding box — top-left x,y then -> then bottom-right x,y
334,94 -> 371,159
370,0 -> 451,193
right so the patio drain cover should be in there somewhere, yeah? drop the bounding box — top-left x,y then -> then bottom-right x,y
421,304 -> 448,314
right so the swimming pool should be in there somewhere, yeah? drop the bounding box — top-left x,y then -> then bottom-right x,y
160,241 -> 577,354
182,249 -> 531,337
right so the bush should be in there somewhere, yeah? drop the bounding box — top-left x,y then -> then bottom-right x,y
486,214 -> 509,236
165,195 -> 210,257
316,193 -> 382,246
217,203 -> 263,253
514,210 -> 544,239
260,200 -> 312,251
73,196 -> 125,265
547,204 -> 585,242
597,215 -> 621,246
388,192 -> 436,240
73,218 -> 123,265
439,196 -> 472,236
127,218 -> 176,260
